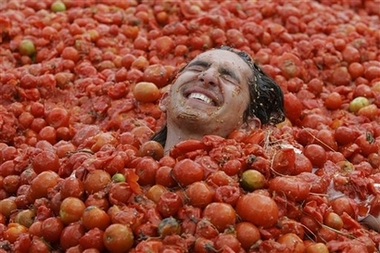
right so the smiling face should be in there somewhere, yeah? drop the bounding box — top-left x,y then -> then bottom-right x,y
163,49 -> 252,138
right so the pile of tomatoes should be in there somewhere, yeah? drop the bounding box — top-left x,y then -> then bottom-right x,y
1,0 -> 380,252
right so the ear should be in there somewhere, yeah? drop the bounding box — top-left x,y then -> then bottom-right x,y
241,117 -> 261,132
159,91 -> 169,112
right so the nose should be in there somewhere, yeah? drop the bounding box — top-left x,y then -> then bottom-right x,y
199,68 -> 218,86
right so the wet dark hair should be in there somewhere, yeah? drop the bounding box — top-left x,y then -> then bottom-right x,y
151,46 -> 285,146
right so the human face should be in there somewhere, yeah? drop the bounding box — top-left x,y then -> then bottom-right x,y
164,49 -> 252,137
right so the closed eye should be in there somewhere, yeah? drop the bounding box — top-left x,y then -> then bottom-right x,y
219,67 -> 240,85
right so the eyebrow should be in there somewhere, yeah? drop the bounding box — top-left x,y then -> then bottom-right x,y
187,60 -> 241,84
186,60 -> 210,69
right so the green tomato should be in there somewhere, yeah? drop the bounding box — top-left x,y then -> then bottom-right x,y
349,96 -> 370,113
18,39 -> 36,56
240,169 -> 266,192
51,1 -> 66,12
111,173 -> 126,183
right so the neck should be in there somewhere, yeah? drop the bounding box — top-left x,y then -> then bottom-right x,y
164,126 -> 204,154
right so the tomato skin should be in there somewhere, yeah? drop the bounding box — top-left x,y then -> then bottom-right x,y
60,222 -> 86,250
157,191 -> 183,218
213,185 -> 241,206
272,148 -> 296,175
195,219 -> 219,239
236,193 -> 279,228
79,227 -> 105,251
134,239 -> 164,252
108,182 -> 134,205
29,237 -> 51,253
330,197 -> 356,218
269,176 -> 310,202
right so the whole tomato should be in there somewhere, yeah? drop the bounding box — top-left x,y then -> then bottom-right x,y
103,224 -> 134,253
236,192 -> 279,228
172,159 -> 204,186
202,202 -> 236,232
41,217 -> 64,243
82,205 -> 111,230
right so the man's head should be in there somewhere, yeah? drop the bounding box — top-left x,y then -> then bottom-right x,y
152,46 -> 285,148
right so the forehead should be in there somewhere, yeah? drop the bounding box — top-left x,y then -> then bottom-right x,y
190,49 -> 252,75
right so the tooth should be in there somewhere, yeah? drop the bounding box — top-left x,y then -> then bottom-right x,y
189,93 -> 213,104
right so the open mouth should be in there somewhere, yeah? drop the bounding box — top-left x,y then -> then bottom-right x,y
188,92 -> 216,106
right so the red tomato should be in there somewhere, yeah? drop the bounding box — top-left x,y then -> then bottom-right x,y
32,151 -> 60,174
4,223 -> 28,243
83,169 -> 111,194
185,181 -> 214,208
306,243 -> 329,253
284,93 -> 303,123
303,144 -> 327,168
29,237 -> 51,253
330,197 -> 356,218
133,81 -> 161,103
135,157 -> 160,186
103,224 -> 134,253
277,233 -> 305,253
146,184 -> 169,204
82,205 -> 111,230
157,191 -> 183,218
139,140 -> 164,160
236,222 -> 261,250
59,197 -> 86,225
60,222 -> 86,250
108,182 -> 134,205
202,202 -> 236,232
29,170 -> 60,201
214,233 -> 242,252
79,228 -> 105,251
155,166 -> 177,188
213,185 -> 241,206
272,148 -> 296,175
269,176 -> 310,201
0,198 -> 17,218
172,159 -> 204,186
236,192 -> 278,228
193,237 -> 215,253
41,217 -> 64,243
60,176 -> 85,199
